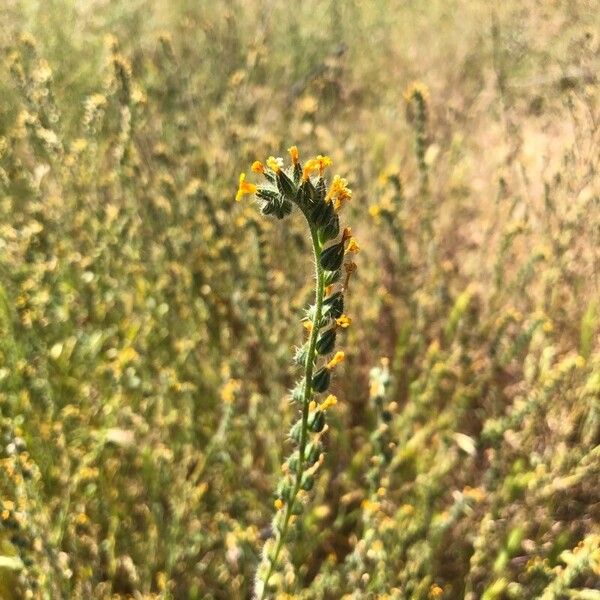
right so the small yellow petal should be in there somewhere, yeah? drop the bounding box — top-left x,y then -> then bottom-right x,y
319,394 -> 338,411
327,351 -> 345,370
345,237 -> 360,253
236,173 -> 257,201
335,315 -> 352,328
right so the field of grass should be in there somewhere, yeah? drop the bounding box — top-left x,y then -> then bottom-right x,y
0,1 -> 599,598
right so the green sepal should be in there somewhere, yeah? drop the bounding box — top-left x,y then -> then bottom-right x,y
305,441 -> 322,466
323,269 -> 341,286
311,199 -> 334,227
320,214 -> 340,241
261,201 -> 277,216
263,171 -> 276,184
315,177 -> 326,202
276,479 -> 293,501
293,162 -> 302,184
272,196 -> 293,219
292,382 -> 304,404
256,187 -> 278,202
276,169 -> 296,201
287,451 -> 300,473
294,344 -> 309,366
289,420 -> 302,442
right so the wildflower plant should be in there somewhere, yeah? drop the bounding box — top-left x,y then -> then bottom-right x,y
237,147 -> 358,598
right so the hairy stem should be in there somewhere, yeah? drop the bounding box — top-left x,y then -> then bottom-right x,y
257,222 -> 324,599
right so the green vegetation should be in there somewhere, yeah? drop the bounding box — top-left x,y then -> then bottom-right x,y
0,1 -> 598,598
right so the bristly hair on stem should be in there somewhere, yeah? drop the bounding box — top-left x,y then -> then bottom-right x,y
236,147 -> 359,599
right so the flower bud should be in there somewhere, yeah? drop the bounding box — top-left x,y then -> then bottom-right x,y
312,367 -> 331,392
320,241 -> 345,272
320,215 -> 340,241
308,410 -> 326,433
289,420 -> 302,441
276,480 -> 293,501
316,329 -> 336,355
323,291 -> 344,318
305,441 -> 322,466
311,199 -> 334,227
300,472 -> 314,491
290,500 -> 304,515
287,452 -> 299,473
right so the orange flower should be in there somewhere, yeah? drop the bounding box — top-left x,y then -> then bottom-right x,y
319,394 -> 338,411
236,173 -> 257,201
288,145 -> 299,165
302,155 -> 332,180
251,161 -> 265,174
326,351 -> 345,370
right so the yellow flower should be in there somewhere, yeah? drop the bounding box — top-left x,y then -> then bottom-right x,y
316,155 -> 332,176
361,498 -> 379,512
220,379 -> 241,404
303,320 -> 313,332
326,351 -> 345,370
302,158 -> 319,180
288,145 -> 299,165
429,584 -> 443,599
369,204 -> 381,218
302,155 -> 332,180
266,156 -> 283,173
76,512 -> 89,525
319,394 -> 337,411
274,498 -> 284,510
335,315 -> 352,328
236,173 -> 257,201
326,175 -> 352,211
251,160 -> 265,174
345,237 -> 360,253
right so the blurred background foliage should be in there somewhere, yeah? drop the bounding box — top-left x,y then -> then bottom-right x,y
0,0 -> 599,598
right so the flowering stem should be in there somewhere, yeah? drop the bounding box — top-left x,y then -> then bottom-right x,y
257,221 -> 324,599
